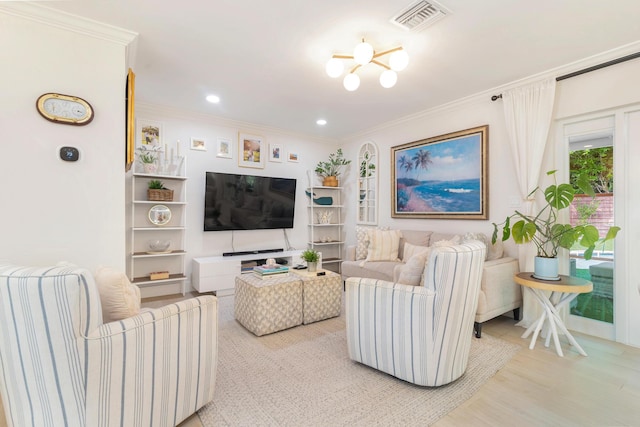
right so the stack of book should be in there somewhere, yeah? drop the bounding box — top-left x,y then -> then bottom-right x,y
253,264 -> 289,279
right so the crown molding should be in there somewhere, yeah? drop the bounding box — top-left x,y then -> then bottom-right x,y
0,3 -> 137,46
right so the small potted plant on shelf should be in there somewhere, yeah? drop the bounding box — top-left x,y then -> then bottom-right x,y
315,148 -> 351,187
301,249 -> 320,272
492,170 -> 620,280
147,179 -> 174,202
137,149 -> 157,174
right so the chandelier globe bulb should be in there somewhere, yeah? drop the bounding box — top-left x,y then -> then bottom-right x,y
325,58 -> 344,78
343,73 -> 360,91
379,70 -> 398,88
389,50 -> 409,71
353,41 -> 374,65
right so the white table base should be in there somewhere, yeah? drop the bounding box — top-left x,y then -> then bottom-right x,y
521,287 -> 588,357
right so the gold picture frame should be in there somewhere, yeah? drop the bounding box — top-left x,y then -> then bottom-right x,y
391,125 -> 489,220
125,68 -> 136,171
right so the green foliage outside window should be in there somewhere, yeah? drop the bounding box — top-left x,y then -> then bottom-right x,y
569,147 -> 613,193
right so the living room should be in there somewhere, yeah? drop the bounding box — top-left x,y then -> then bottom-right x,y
2,1 -> 640,426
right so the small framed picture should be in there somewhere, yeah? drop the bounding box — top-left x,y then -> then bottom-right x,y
217,137 -> 232,158
238,133 -> 265,168
136,119 -> 163,150
287,152 -> 299,162
269,143 -> 283,162
190,137 -> 206,151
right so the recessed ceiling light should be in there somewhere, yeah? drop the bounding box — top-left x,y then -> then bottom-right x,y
316,119 -> 327,125
206,95 -> 220,103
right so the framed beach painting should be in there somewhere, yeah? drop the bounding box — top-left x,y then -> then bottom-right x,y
238,132 -> 264,168
391,125 -> 488,220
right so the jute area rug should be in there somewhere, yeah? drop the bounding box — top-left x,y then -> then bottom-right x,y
198,295 -> 520,426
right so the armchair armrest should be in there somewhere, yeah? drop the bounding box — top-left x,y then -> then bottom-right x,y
85,295 -> 218,426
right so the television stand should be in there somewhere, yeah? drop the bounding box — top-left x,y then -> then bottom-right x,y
192,249 -> 303,294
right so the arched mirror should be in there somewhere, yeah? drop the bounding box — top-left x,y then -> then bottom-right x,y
357,141 -> 378,224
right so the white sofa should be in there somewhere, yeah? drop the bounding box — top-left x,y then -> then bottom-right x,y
341,228 -> 522,338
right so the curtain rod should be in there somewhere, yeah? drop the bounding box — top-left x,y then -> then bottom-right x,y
491,51 -> 640,101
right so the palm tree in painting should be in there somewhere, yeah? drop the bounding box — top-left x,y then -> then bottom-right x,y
412,149 -> 433,178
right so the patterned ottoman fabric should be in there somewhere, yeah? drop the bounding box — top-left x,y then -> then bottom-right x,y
234,274 -> 303,336
294,270 -> 342,324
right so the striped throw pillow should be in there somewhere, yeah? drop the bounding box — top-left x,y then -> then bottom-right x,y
365,229 -> 402,261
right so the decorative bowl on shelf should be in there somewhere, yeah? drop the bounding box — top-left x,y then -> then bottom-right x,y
147,239 -> 171,253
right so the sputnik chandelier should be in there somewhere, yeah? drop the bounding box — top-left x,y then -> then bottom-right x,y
325,39 -> 409,91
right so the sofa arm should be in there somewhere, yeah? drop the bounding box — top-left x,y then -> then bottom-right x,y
85,295 -> 218,426
476,257 -> 521,323
345,245 -> 356,261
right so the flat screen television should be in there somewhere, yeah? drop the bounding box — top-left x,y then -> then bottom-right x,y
204,171 -> 297,231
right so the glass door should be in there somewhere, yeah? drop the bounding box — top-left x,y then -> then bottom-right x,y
562,119 -> 616,339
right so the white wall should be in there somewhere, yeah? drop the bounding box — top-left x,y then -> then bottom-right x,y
134,104 -> 340,284
0,7 -> 134,271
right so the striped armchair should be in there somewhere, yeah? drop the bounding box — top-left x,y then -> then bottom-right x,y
345,241 -> 486,387
0,264 -> 218,427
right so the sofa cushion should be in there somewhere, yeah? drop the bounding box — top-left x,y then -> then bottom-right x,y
341,260 -> 401,282
94,266 -> 141,323
366,229 -> 402,261
397,249 -> 431,286
398,230 -> 432,260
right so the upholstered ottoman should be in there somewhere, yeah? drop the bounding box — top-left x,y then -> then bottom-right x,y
234,274 -> 303,336
293,270 -> 342,324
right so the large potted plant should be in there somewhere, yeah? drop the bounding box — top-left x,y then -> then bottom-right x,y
315,148 -> 351,187
492,170 -> 620,280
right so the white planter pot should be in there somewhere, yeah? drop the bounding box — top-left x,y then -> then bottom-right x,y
533,256 -> 560,281
307,261 -> 317,272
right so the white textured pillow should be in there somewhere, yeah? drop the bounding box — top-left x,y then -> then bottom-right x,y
366,229 -> 402,261
402,242 -> 430,262
397,249 -> 431,286
94,266 -> 141,323
355,226 -> 370,260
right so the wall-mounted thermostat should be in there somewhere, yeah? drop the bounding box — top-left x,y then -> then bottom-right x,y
59,146 -> 79,162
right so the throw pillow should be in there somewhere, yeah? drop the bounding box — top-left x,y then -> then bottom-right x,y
355,226 -> 370,260
463,232 -> 488,260
397,249 -> 431,286
366,229 -> 402,261
402,242 -> 430,262
94,266 -> 141,323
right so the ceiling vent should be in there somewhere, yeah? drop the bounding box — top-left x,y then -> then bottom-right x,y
390,0 -> 451,32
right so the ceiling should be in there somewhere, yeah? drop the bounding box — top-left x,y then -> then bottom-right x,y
35,0 -> 640,140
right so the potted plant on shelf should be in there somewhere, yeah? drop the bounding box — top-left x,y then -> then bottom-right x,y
301,249 -> 320,272
315,148 -> 351,187
147,179 -> 174,202
492,170 -> 620,280
138,149 -> 157,174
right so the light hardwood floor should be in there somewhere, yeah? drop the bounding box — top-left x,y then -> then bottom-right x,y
2,293 -> 638,426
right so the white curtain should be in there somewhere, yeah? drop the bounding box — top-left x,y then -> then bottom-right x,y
502,77 -> 557,328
